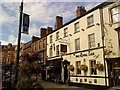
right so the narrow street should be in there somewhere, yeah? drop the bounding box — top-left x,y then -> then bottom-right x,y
40,80 -> 93,90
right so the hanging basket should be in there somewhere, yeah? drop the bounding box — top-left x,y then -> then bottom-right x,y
79,65 -> 88,72
67,65 -> 74,72
94,63 -> 104,71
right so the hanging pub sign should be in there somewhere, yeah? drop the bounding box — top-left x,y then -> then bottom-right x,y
22,13 -> 30,34
60,44 -> 67,52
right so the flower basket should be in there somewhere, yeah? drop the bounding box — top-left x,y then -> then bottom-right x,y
67,65 -> 74,72
94,63 -> 104,71
79,65 -> 88,72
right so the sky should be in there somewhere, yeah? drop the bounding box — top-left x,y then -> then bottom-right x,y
0,0 -> 107,45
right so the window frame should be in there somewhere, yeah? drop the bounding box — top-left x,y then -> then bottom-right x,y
76,61 -> 81,74
64,28 -> 68,37
88,33 -> 95,48
110,5 -> 120,23
75,38 -> 80,51
49,46 -> 53,57
50,35 -> 53,43
74,22 -> 80,33
56,32 -> 59,40
87,15 -> 94,27
90,60 -> 97,75
56,45 -> 59,56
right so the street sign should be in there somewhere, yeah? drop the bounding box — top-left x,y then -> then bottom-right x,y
22,13 -> 30,34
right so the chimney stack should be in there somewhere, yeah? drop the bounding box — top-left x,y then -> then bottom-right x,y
54,16 -> 63,29
46,27 -> 52,34
40,28 -> 47,38
76,6 -> 86,17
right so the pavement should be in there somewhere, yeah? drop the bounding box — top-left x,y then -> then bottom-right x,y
40,80 -> 93,90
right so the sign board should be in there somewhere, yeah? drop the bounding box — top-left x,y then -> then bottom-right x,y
22,13 -> 30,34
60,44 -> 67,52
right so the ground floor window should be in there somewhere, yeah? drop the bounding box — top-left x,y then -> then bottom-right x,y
76,61 -> 81,74
90,60 -> 97,75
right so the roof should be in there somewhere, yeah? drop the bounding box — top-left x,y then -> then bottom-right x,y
46,1 -> 113,36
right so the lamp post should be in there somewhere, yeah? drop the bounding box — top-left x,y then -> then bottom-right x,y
15,1 -> 23,84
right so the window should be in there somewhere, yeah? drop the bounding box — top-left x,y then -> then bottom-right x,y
111,6 -> 120,23
56,45 -> 59,56
87,15 -> 94,27
50,46 -> 53,57
50,35 -> 53,43
88,34 -> 95,48
76,61 -> 81,74
90,60 -> 97,75
74,22 -> 79,33
56,32 -> 59,40
64,28 -> 68,37
8,51 -> 10,56
43,39 -> 46,48
75,38 -> 80,51
39,41 -> 41,50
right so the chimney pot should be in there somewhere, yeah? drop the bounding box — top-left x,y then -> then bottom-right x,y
54,16 -> 63,29
76,6 -> 86,17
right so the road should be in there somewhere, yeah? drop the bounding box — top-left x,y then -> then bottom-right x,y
40,80 -> 93,90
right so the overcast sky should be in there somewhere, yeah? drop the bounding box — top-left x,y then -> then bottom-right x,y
0,0 -> 107,45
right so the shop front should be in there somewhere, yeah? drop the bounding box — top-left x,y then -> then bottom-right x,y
107,57 -> 120,87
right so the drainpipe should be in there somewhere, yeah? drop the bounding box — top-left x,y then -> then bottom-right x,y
99,8 -> 107,86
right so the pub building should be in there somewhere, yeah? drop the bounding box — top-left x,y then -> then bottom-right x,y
46,1 -> 120,87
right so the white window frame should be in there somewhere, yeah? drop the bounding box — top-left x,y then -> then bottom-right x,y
110,5 -> 120,23
74,22 -> 80,33
90,60 -> 97,75
87,15 -> 94,27
75,38 -> 80,51
64,28 -> 68,37
50,35 -> 53,43
56,32 -> 59,40
88,33 -> 95,48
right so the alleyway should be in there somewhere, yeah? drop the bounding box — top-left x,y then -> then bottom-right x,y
40,80 -> 93,90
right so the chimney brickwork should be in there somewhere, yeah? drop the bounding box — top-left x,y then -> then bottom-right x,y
76,6 -> 86,17
40,28 -> 47,38
54,16 -> 63,29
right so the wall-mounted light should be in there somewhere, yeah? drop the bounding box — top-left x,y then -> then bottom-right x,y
69,34 -> 72,36
96,23 -> 100,26
81,29 -> 84,31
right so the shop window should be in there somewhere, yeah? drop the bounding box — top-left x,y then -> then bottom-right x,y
76,61 -> 81,74
110,6 -> 120,23
90,60 -> 97,75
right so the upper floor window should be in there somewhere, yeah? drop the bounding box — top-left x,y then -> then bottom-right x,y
90,60 -> 97,75
39,41 -> 41,50
76,61 -> 81,74
56,32 -> 59,40
56,45 -> 59,56
111,6 -> 120,23
43,39 -> 46,48
75,38 -> 80,51
88,33 -> 95,48
50,35 -> 53,43
74,22 -> 79,33
64,28 -> 68,37
87,15 -> 94,27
